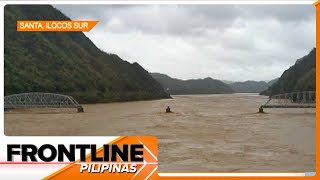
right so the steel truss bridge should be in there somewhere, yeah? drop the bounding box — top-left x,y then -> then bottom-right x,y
4,93 -> 84,112
259,91 -> 316,113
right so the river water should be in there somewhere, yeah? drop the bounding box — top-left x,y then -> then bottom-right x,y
5,94 -> 315,172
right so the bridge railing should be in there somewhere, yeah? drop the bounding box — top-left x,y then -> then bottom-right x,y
4,92 -> 84,112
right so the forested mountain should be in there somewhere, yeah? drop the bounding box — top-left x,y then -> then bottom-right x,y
150,73 -> 233,95
260,48 -> 315,96
230,81 -> 268,93
4,5 -> 170,103
230,78 -> 278,93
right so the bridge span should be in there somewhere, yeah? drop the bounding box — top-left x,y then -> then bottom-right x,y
259,91 -> 316,113
4,92 -> 84,112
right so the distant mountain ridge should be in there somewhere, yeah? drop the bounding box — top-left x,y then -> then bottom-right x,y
150,73 -> 234,95
260,48 -> 315,96
230,78 -> 278,93
4,5 -> 170,103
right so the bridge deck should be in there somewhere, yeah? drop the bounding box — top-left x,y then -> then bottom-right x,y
5,105 -> 82,108
261,105 -> 316,108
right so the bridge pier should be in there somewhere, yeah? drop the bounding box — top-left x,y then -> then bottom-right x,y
258,106 -> 264,113
77,107 -> 84,113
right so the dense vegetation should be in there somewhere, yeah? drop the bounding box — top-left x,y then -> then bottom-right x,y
260,48 -> 316,96
4,5 -> 170,103
230,79 -> 278,93
150,73 -> 234,95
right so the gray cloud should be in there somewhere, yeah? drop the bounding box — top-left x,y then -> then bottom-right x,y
54,4 -> 315,81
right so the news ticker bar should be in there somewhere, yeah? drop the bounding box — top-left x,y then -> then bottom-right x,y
159,172 -> 315,177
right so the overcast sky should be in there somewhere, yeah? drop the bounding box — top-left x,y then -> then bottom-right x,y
54,4 -> 315,82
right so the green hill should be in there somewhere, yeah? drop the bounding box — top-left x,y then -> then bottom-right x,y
260,48 -> 315,96
150,73 -> 234,95
4,5 -> 170,103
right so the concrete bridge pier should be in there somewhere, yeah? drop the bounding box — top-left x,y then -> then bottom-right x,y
77,106 -> 84,113
258,106 -> 264,113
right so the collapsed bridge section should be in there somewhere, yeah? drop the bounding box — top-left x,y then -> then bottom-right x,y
259,91 -> 316,113
4,92 -> 84,112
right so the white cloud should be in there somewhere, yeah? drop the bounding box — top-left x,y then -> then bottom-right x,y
54,4 -> 315,81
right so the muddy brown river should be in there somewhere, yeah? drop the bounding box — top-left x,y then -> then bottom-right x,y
4,94 -> 315,172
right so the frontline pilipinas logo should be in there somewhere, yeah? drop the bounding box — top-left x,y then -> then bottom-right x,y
7,136 -> 158,179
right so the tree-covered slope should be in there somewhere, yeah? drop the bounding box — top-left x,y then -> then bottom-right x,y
150,73 -> 234,95
260,48 -> 315,96
4,5 -> 170,103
